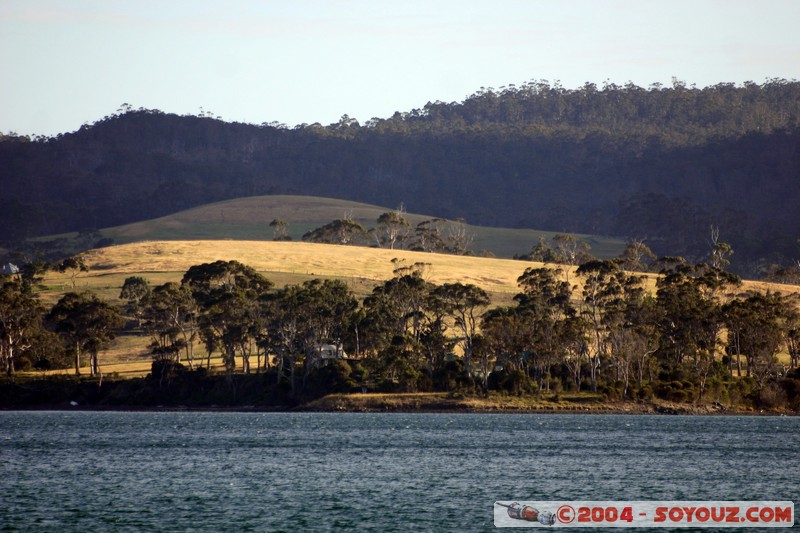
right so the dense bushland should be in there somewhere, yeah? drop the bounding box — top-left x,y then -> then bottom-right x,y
3,255 -> 800,411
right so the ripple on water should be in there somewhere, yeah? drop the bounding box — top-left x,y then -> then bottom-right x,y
0,412 -> 797,532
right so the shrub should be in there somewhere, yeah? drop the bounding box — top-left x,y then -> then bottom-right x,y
728,376 -> 757,407
433,360 -> 467,392
757,382 -> 788,410
779,378 -> 800,411
654,381 -> 696,403
149,360 -> 187,386
307,360 -> 353,394
636,385 -> 654,401
704,376 -> 730,405
488,369 -> 538,396
398,366 -> 424,392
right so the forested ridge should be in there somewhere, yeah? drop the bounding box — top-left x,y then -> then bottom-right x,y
2,79 -> 799,275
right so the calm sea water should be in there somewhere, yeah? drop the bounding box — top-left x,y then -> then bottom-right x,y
1,412 -> 797,532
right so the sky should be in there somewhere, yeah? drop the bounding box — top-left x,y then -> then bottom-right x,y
2,0 -> 800,137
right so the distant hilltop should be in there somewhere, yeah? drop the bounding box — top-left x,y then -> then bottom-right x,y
2,79 -> 799,276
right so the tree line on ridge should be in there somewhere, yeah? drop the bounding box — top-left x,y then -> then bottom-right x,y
2,79 -> 799,275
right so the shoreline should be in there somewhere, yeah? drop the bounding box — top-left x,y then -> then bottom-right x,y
297,392 -> 795,416
2,392 -> 795,416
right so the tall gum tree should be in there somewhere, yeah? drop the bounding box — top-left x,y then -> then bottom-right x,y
430,282 -> 490,379
48,292 -> 123,376
0,280 -> 43,376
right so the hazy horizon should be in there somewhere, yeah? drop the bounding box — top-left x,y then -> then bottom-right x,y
2,0 -> 800,136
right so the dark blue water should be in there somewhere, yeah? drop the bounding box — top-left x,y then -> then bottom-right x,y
1,412 -> 797,532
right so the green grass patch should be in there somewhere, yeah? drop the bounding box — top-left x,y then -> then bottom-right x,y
57,195 -> 627,260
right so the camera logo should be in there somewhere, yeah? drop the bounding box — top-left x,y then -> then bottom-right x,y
496,502 -> 556,526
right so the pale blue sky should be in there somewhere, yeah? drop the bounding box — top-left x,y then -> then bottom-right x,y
2,0 -> 799,136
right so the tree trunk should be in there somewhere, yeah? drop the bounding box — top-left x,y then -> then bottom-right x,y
226,346 -> 236,374
181,328 -> 194,371
276,350 -> 285,385
90,351 -> 99,376
463,342 -> 472,378
74,341 -> 82,375
5,344 -> 14,376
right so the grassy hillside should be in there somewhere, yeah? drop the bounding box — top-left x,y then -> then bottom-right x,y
53,239 -> 539,303
91,195 -> 626,259
35,239 -> 800,377
57,239 -> 800,300
38,239 -> 550,374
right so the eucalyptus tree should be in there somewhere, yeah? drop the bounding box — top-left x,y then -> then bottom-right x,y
360,264 -> 433,384
302,219 -> 368,245
0,280 -> 44,376
709,225 -> 734,271
512,267 -> 575,389
119,276 -> 151,327
430,282 -> 490,380
267,284 -> 304,391
575,260 -> 643,392
552,234 -> 592,280
412,219 -> 449,253
619,293 -> 660,392
558,315 -> 591,390
295,279 -> 358,384
376,209 -> 411,249
445,218 -> 473,255
182,261 -> 273,374
269,218 -> 290,241
657,271 -> 714,368
784,301 -> 800,369
656,263 -> 738,401
479,267 -> 580,390
267,279 -> 358,393
141,282 -> 198,369
183,260 -> 273,298
362,265 -> 432,350
48,292 -> 123,376
525,236 -> 559,263
515,267 -> 573,313
481,306 -> 530,384
204,290 -> 260,374
723,292 -> 786,386
19,260 -> 50,292
596,268 -> 658,398
619,240 -> 657,272
418,309 -> 454,380
56,256 -> 89,289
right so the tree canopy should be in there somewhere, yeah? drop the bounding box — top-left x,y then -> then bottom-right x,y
3,254 -> 800,410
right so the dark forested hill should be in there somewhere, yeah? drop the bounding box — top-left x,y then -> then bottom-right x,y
2,80 -> 799,274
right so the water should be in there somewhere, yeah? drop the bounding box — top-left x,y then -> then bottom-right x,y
1,412 -> 797,532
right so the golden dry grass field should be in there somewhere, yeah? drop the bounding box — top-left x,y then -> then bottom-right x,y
36,239 -> 546,376
84,240 -> 533,292
73,239 -> 800,298
40,239 -> 539,310
33,239 -> 800,377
